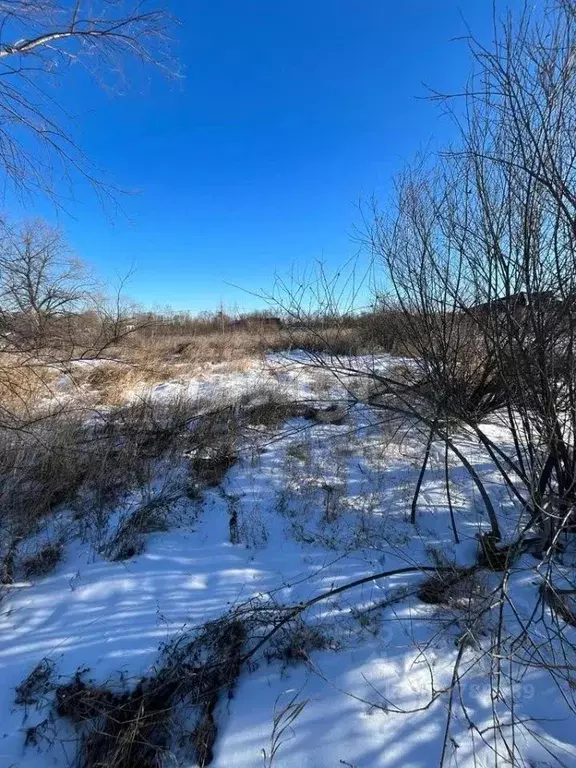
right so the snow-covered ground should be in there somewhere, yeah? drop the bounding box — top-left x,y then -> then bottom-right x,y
1,353 -> 575,767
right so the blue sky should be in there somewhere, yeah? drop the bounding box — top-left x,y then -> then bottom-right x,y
16,1 -> 522,312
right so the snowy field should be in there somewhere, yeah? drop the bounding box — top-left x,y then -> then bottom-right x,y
1,352 -> 575,768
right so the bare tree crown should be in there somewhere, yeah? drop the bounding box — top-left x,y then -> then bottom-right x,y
0,1 -> 175,203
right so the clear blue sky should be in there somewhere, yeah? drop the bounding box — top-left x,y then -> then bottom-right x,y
16,1 -> 522,313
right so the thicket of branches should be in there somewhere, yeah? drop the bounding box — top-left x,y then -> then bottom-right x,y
364,0 -> 576,553
271,1 -> 576,761
281,0 -> 576,560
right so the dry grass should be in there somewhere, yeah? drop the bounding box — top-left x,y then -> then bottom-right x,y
66,330 -> 283,406
268,617 -> 334,664
103,493 -> 174,561
417,567 -> 478,606
53,614 -> 247,768
32,599 -> 333,768
476,533 -> 519,571
0,373 -> 290,578
102,325 -> 376,400
69,360 -> 174,406
1,322 -> 385,412
0,310 -> 409,418
0,415 -> 90,541
22,543 -> 63,577
15,659 -> 56,708
0,353 -> 60,415
0,320 -> 385,585
541,583 -> 576,627
238,386 -> 315,428
133,326 -> 372,364
0,389 -> 240,571
126,329 -> 289,370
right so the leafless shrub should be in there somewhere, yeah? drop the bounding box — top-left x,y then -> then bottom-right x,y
265,1 -> 576,759
54,615 -> 247,768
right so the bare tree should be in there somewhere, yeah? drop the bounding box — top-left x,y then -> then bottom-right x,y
0,2 -> 176,435
0,218 -> 90,341
0,218 -> 136,424
269,2 -> 576,762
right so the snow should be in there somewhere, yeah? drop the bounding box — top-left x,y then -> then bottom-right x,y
1,354 -> 575,767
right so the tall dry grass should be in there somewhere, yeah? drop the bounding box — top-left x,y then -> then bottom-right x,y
66,324 -> 384,407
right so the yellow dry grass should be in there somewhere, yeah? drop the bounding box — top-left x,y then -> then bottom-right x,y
0,354 -> 60,414
2,324 -> 373,410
